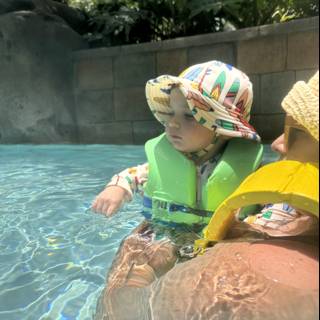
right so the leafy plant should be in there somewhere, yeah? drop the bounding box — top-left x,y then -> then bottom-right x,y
64,0 -> 319,46
224,0 -> 319,28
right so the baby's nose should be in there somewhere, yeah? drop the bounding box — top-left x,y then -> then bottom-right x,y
166,119 -> 180,129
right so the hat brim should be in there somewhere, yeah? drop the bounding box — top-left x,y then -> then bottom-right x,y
146,75 -> 261,142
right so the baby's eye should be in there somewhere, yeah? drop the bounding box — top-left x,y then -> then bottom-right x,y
158,111 -> 174,117
157,111 -> 173,116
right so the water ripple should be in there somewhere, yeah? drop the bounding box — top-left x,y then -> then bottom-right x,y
0,144 -> 277,319
0,145 -> 146,320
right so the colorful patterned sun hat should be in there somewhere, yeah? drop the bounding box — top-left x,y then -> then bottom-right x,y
146,60 -> 261,142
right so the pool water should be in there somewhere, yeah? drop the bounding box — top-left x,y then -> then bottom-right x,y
0,144 -> 278,320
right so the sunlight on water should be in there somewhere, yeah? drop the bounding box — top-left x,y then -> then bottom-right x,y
0,144 -> 278,320
0,145 -> 146,320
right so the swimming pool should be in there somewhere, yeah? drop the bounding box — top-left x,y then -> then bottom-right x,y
0,144 -> 278,320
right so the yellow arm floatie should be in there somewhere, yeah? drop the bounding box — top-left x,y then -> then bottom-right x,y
194,160 -> 319,253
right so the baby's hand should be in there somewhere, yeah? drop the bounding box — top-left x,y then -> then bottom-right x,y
92,186 -> 128,217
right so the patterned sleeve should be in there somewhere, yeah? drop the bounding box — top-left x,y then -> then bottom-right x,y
243,203 -> 318,237
106,163 -> 149,200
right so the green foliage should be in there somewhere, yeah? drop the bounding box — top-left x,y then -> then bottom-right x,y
65,0 -> 319,46
65,0 -> 242,46
272,0 -> 319,22
225,0 -> 319,28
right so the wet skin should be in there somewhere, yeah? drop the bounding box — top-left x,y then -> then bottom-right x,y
96,103 -> 319,320
96,228 -> 318,320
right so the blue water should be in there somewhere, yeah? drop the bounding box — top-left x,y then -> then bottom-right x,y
0,144 -> 278,320
0,145 -> 147,320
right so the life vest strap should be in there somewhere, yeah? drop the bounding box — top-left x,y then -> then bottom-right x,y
143,196 -> 212,218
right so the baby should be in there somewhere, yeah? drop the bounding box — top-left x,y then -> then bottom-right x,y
92,61 -> 262,284
93,61 -> 261,219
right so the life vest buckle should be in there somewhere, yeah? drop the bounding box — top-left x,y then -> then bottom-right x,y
179,245 -> 196,259
193,239 -> 218,256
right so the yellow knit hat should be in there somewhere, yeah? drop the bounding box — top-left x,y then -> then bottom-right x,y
282,71 -> 319,141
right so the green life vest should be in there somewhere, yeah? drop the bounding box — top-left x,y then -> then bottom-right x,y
143,133 -> 263,225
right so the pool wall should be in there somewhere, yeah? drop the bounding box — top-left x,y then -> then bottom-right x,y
0,16 -> 318,144
73,17 -> 318,144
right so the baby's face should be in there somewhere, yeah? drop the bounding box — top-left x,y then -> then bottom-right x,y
162,88 -> 215,153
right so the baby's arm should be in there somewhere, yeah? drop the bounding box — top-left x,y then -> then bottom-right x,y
92,163 -> 149,216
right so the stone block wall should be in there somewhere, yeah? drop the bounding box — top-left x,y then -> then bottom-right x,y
74,16 -> 318,144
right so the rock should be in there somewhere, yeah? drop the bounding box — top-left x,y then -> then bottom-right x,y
0,10 -> 87,143
0,0 -> 87,35
0,0 -> 35,14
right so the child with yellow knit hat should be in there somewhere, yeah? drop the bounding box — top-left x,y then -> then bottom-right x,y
241,71 -> 319,237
